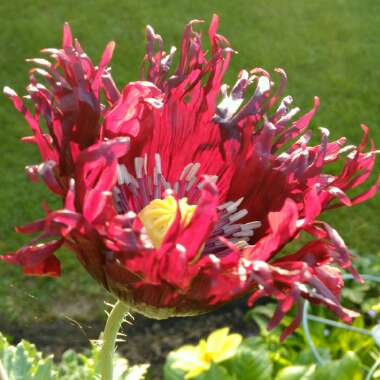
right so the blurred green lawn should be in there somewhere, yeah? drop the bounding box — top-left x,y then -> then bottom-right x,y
0,0 -> 379,323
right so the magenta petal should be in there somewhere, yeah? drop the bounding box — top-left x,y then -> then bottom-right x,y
104,82 -> 162,138
62,23 -> 73,48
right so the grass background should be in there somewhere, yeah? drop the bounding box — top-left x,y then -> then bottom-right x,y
0,0 -> 379,323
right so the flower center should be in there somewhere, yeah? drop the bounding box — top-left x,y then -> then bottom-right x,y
114,154 -> 262,254
138,195 -> 196,248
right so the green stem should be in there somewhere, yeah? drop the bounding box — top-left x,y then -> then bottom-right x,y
307,315 -> 372,336
98,300 -> 130,380
366,358 -> 380,380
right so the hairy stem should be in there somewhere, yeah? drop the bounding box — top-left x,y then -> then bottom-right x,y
0,360 -> 8,380
98,300 -> 130,380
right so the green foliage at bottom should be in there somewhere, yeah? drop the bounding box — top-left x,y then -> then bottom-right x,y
164,309 -> 380,380
0,333 -> 149,380
164,336 -> 364,380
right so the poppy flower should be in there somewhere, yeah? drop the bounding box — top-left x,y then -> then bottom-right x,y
2,15 -> 379,339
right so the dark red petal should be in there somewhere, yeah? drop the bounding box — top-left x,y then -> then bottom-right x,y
1,239 -> 63,278
24,254 -> 61,277
74,137 -> 130,213
249,198 -> 299,261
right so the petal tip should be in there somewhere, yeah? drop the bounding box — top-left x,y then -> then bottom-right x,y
3,86 -> 16,97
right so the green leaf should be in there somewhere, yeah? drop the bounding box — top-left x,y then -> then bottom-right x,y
277,352 -> 363,380
125,363 -> 150,380
33,358 -> 55,380
224,345 -> 272,380
297,349 -> 330,365
275,364 -> 316,380
0,332 -> 151,380
197,363 -> 234,380
0,333 -> 56,380
312,352 -> 363,380
13,343 -> 34,379
163,353 -> 185,380
276,353 -> 363,380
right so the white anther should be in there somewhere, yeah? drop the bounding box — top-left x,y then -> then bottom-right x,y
241,221 -> 262,230
229,209 -> 248,223
179,163 -> 193,180
217,201 -> 234,211
186,163 -> 201,181
226,197 -> 244,214
233,230 -> 254,238
185,177 -> 197,192
134,157 -> 144,178
122,166 -> 139,188
209,175 -> 218,184
154,153 -> 162,174
117,164 -> 125,184
222,224 -> 240,235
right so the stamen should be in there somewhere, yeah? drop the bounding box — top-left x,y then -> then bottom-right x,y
114,153 -> 261,258
117,164 -> 126,184
225,197 -> 244,213
230,237 -> 250,245
187,163 -> 201,181
179,163 -> 194,181
229,209 -> 248,223
222,224 -> 241,235
233,230 -> 255,238
235,241 -> 249,249
197,175 -> 218,189
185,176 -> 197,192
134,157 -> 144,178
218,200 -> 234,211
241,221 -> 262,230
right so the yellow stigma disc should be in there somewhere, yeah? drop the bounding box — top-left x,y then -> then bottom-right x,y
138,195 -> 197,248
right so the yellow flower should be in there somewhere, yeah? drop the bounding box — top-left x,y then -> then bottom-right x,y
172,327 -> 243,379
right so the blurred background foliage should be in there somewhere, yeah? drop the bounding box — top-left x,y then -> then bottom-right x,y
0,0 -> 379,327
